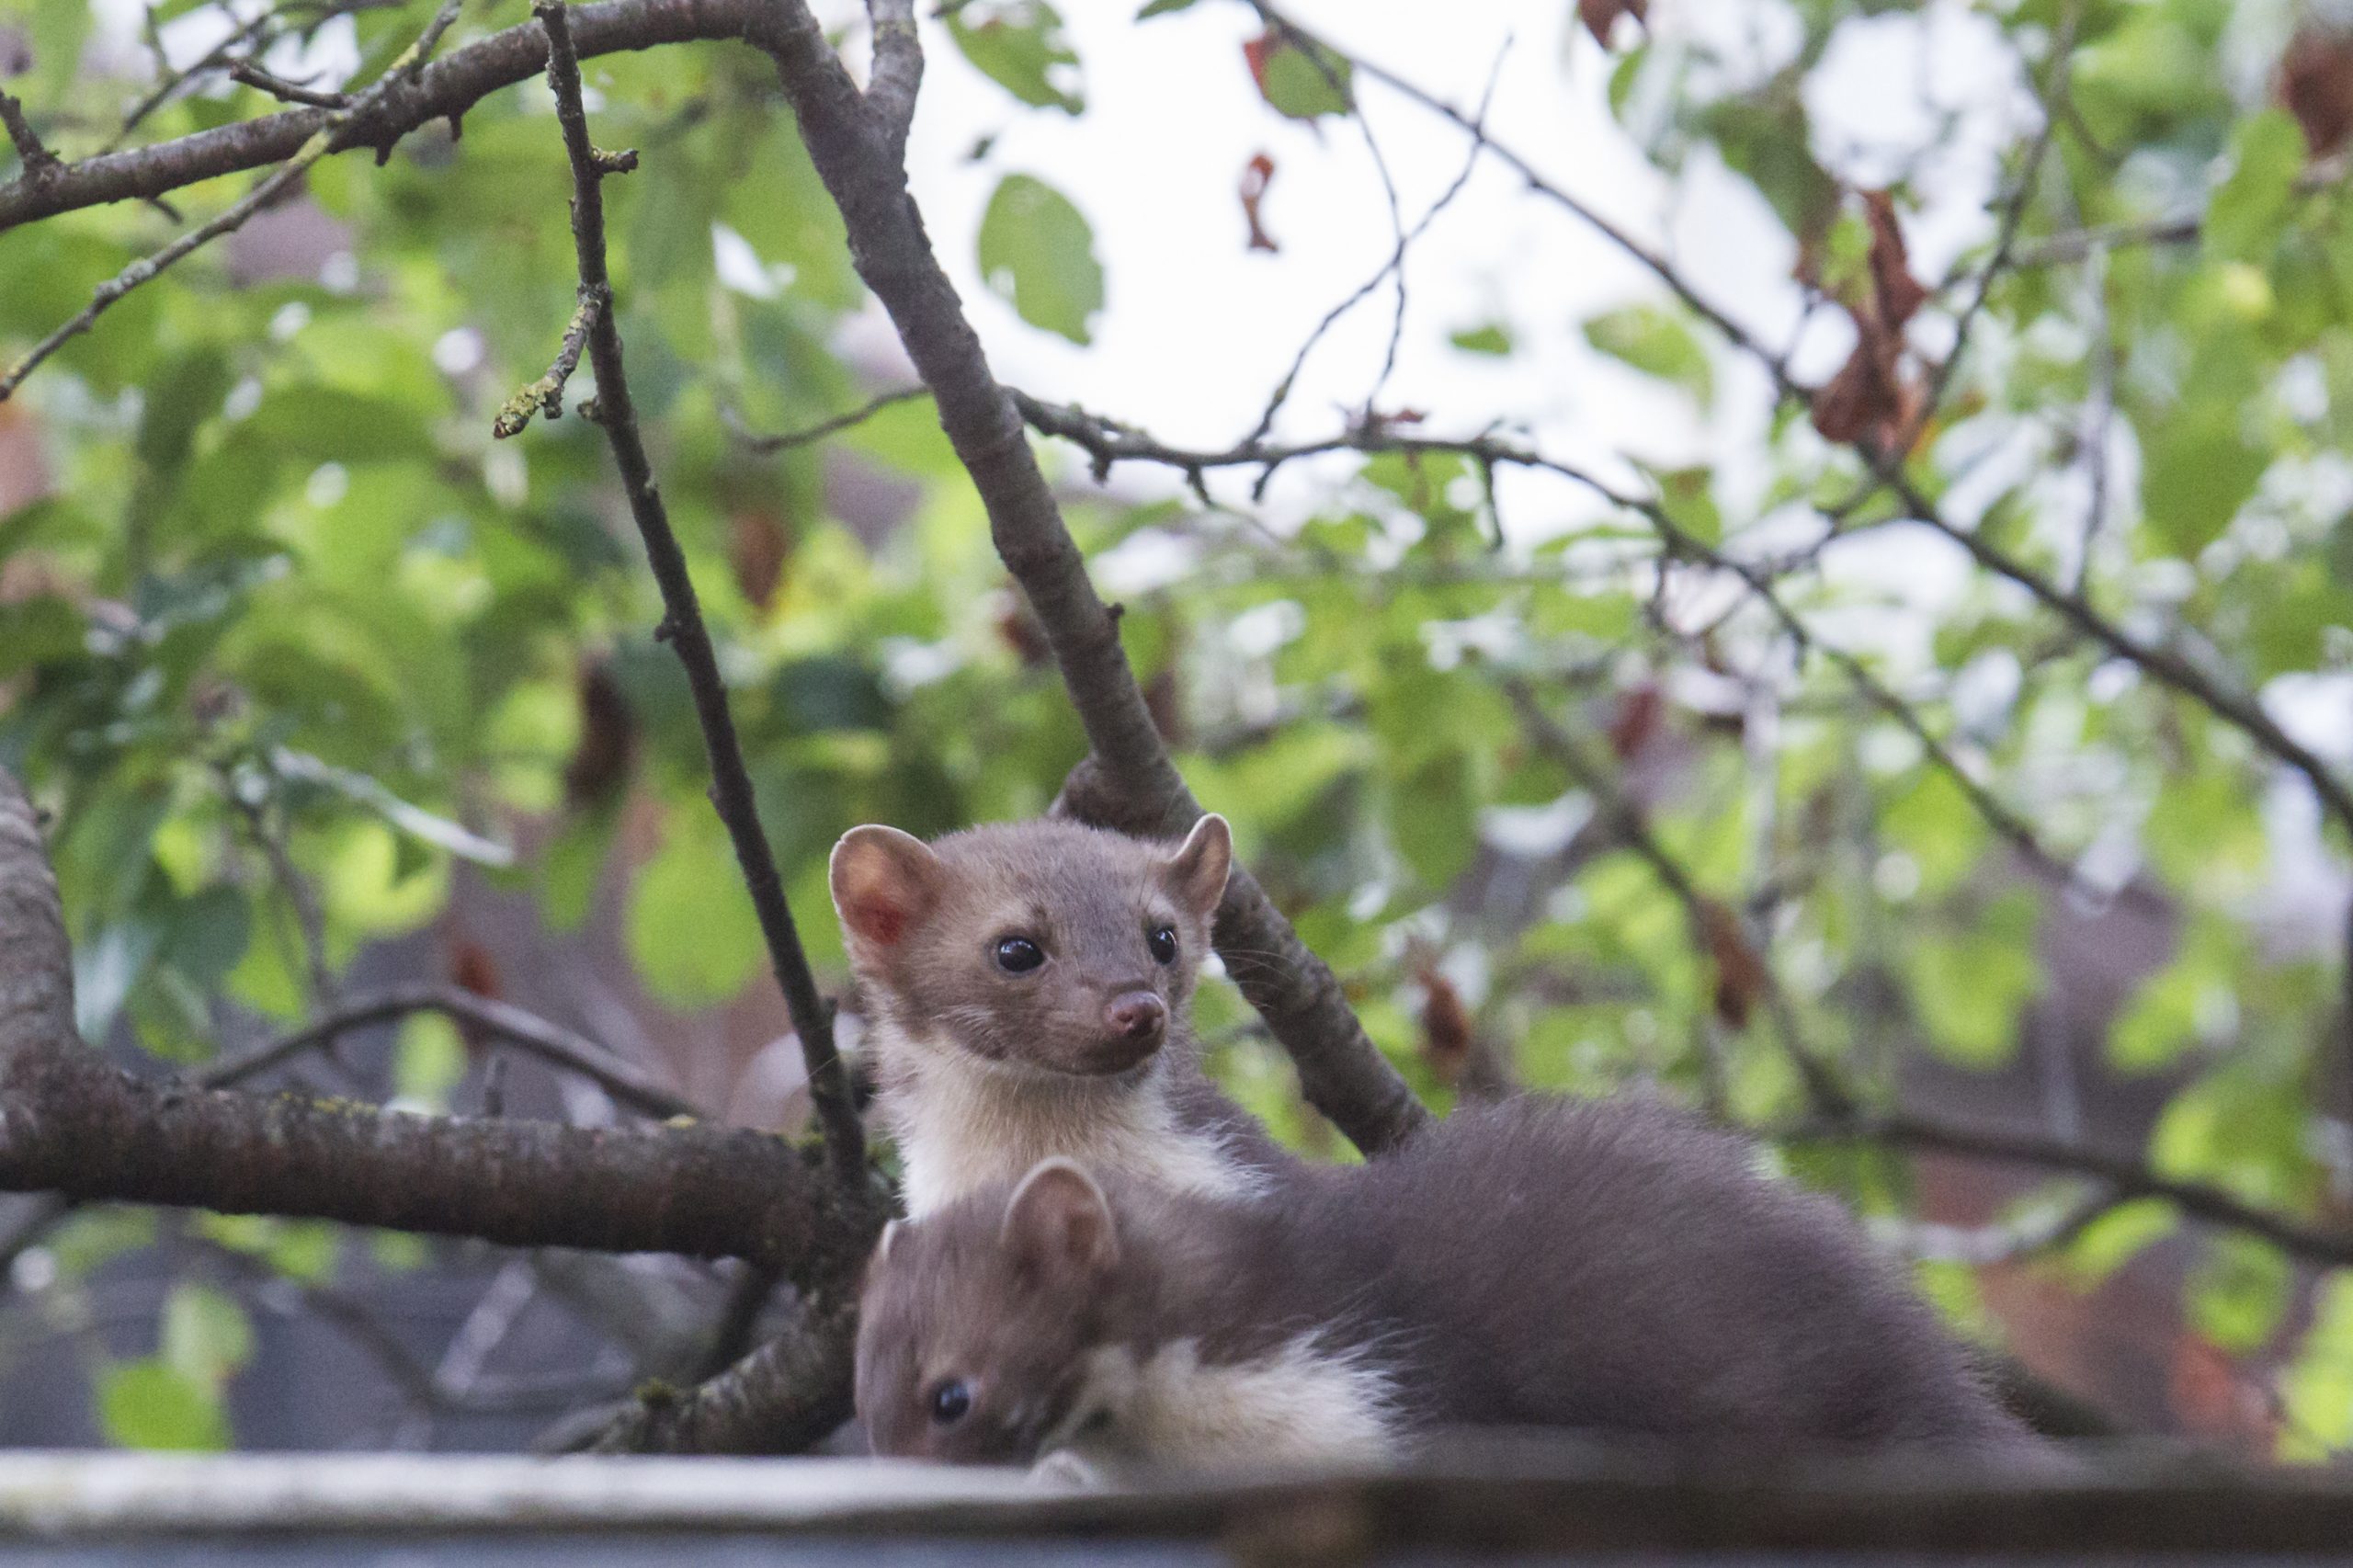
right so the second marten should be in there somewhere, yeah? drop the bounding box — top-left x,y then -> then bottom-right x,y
856,1095 -> 2032,1473
829,814 -> 1293,1217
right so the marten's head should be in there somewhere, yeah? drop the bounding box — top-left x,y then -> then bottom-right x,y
828,815 -> 1231,1077
856,1157 -> 1123,1464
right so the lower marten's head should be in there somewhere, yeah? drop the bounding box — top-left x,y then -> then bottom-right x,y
828,815 -> 1231,1077
856,1158 -> 1122,1464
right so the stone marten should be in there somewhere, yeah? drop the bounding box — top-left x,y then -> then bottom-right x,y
856,1095 -> 2032,1474
828,814 -> 1295,1217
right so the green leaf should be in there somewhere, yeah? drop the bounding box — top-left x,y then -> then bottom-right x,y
2279,1271 -> 2353,1460
977,174 -> 1104,345
1449,324 -> 1513,356
1250,33 -> 1353,119
1905,893 -> 2042,1068
949,1 -> 1084,115
626,807 -> 767,1006
161,1284 -> 256,1390
2140,404 -> 2266,557
0,597 -> 84,676
2204,110 -> 2306,262
2058,1198 -> 2177,1289
98,1360 -> 230,1452
1583,304 -> 1713,407
393,1012 -> 469,1106
1138,0 -> 1198,13
2189,1232 -> 2292,1353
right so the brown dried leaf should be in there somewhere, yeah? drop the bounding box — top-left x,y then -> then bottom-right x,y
1239,152 -> 1279,254
1698,898 -> 1768,1030
1578,0 -> 1648,48
727,507 -> 790,611
2281,26 -> 2353,158
1606,683 -> 1665,761
563,659 -> 638,810
1417,967 -> 1474,1081
1861,188 -> 1927,328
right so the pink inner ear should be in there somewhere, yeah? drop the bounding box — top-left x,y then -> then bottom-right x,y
845,893 -> 909,947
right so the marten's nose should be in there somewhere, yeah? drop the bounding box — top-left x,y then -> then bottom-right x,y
1105,991 -> 1166,1043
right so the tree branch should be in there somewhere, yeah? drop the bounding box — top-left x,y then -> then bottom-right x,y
0,0 -> 464,403
0,0 -> 777,235
530,0 -> 864,1179
0,765 -> 881,1272
1019,397 -> 2157,917
1793,1111 -> 2353,1272
492,284 -> 606,439
0,90 -> 63,184
742,0 -> 1431,1158
730,384 -> 930,452
198,980 -> 698,1119
862,0 -> 922,165
587,1290 -> 857,1454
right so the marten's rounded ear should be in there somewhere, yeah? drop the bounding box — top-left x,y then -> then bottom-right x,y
830,826 -> 941,949
1002,1157 -> 1119,1277
1162,813 -> 1232,921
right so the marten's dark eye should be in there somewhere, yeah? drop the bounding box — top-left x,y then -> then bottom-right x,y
995,937 -> 1044,973
930,1379 -> 973,1426
1148,926 -> 1178,965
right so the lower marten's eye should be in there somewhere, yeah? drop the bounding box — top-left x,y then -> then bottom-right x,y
995,937 -> 1044,973
930,1380 -> 973,1425
1148,926 -> 1178,964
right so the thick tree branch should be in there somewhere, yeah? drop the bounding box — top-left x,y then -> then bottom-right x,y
743,1 -> 1430,1158
0,0 -> 774,234
0,766 -> 881,1272
588,1290 -> 858,1454
531,0 -> 864,1178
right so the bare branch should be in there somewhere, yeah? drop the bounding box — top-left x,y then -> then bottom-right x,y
0,0 -> 780,235
743,1 -> 1431,1158
225,60 -> 356,110
588,1290 -> 857,1454
0,765 -> 879,1271
198,981 -> 698,1119
1793,1112 -> 2353,1271
1248,4 -> 1802,399
863,0 -> 922,164
0,0 -> 463,403
0,90 -> 62,184
528,0 -> 865,1178
1018,398 -> 2159,917
730,384 -> 931,452
493,284 -> 606,439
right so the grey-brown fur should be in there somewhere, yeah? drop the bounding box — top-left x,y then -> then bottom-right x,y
858,1094 -> 2033,1466
829,815 -> 1294,1215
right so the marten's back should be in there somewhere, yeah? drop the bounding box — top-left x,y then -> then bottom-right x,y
1279,1096 -> 2028,1448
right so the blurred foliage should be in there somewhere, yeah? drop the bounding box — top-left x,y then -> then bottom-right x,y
1,0 -> 2350,1457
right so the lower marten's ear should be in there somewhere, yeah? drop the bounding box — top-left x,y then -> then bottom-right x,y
830,826 -> 941,949
1002,1157 -> 1120,1277
1162,813 -> 1232,922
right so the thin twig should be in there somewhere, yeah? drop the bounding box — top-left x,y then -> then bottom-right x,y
493,284 -> 607,438
1017,395 -> 2166,917
0,0 -> 464,403
0,91 -> 62,182
729,384 -> 930,452
227,60 -> 356,110
529,0 -> 864,1177
196,981 -> 698,1119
